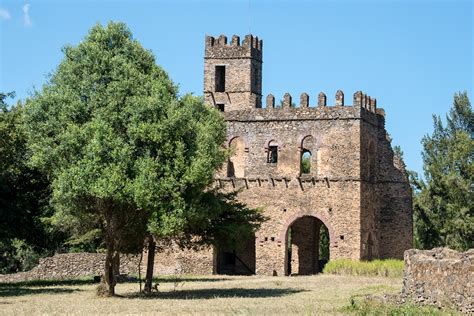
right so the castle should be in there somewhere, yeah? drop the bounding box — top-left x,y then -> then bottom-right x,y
153,34 -> 413,276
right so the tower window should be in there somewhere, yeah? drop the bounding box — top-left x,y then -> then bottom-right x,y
216,103 -> 225,112
268,145 -> 278,163
215,66 -> 226,92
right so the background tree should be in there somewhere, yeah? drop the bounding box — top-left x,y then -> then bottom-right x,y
0,92 -> 57,273
411,92 -> 473,251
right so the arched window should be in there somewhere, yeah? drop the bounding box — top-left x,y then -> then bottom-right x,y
227,137 -> 245,177
301,150 -> 312,174
300,135 -> 316,175
267,140 -> 278,164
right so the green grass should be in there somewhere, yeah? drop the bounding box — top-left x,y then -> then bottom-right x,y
343,295 -> 460,315
323,259 -> 404,278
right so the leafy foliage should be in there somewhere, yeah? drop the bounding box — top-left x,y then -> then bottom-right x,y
0,93 -> 57,273
411,92 -> 473,251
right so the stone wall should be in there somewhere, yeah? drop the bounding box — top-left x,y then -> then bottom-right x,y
0,253 -> 140,283
402,248 -> 474,313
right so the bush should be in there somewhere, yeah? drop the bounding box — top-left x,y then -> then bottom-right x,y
323,259 -> 404,278
0,239 -> 41,273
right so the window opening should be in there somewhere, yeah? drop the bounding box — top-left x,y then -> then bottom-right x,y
215,66 -> 225,92
268,146 -> 278,163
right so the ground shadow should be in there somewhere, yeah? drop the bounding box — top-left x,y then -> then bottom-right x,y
0,278 -> 96,288
126,287 -> 305,300
152,277 -> 230,283
0,287 -> 82,298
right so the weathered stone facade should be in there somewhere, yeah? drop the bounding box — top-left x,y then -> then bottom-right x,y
154,34 -> 413,276
0,253 -> 140,283
402,248 -> 474,313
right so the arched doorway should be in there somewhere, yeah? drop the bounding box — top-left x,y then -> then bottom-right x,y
285,216 -> 331,275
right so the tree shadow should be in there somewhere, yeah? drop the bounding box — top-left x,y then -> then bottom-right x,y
0,287 -> 82,298
152,277 -> 231,283
0,278 -> 95,288
126,287 -> 305,300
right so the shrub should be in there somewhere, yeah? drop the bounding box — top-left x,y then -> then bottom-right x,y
323,259 -> 404,278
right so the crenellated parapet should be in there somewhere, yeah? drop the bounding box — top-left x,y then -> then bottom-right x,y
222,91 -> 383,125
205,34 -> 263,61
265,91 -> 379,111
353,91 -> 378,113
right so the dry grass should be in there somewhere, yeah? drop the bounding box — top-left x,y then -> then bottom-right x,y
0,274 -> 403,315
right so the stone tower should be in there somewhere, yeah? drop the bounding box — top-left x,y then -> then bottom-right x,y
203,34 -> 263,112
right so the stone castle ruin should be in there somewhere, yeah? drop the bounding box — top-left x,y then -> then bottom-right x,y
151,34 -> 413,276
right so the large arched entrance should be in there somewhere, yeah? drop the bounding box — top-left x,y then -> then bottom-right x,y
285,216 -> 331,275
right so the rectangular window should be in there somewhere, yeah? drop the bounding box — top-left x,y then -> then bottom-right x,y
215,66 -> 225,92
216,103 -> 225,112
268,146 -> 278,163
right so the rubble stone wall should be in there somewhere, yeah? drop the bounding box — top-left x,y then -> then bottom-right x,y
402,248 -> 474,313
0,253 -> 140,283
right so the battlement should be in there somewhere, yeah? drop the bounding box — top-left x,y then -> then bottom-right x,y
223,91 -> 384,125
265,90 -> 378,111
205,34 -> 263,60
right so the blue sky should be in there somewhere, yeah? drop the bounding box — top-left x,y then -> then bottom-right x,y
0,0 -> 472,175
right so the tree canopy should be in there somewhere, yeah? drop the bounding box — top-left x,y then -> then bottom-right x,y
411,91 -> 473,251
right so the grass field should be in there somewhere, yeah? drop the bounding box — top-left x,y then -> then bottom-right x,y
0,274 -> 455,315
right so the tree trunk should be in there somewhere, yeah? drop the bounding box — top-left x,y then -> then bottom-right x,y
144,235 -> 156,293
103,244 -> 117,296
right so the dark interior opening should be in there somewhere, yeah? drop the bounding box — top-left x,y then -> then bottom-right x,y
216,103 -> 225,112
215,66 -> 225,92
268,146 -> 278,163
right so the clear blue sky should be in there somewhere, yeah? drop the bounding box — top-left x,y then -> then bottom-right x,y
1,0 -> 472,175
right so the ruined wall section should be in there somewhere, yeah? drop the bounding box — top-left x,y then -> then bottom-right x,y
402,248 -> 473,313
204,35 -> 262,111
0,253 -> 140,283
375,110 -> 413,259
358,92 -> 382,260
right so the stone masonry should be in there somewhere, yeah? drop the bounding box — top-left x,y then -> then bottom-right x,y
152,34 -> 413,277
402,248 -> 473,313
0,253 -> 140,283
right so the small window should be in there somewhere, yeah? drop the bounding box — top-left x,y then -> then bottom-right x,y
301,150 -> 312,174
268,146 -> 278,163
216,103 -> 225,112
215,66 -> 225,92
223,252 -> 235,265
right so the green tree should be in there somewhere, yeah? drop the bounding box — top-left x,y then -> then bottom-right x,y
411,92 -> 473,251
24,22 -> 263,296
